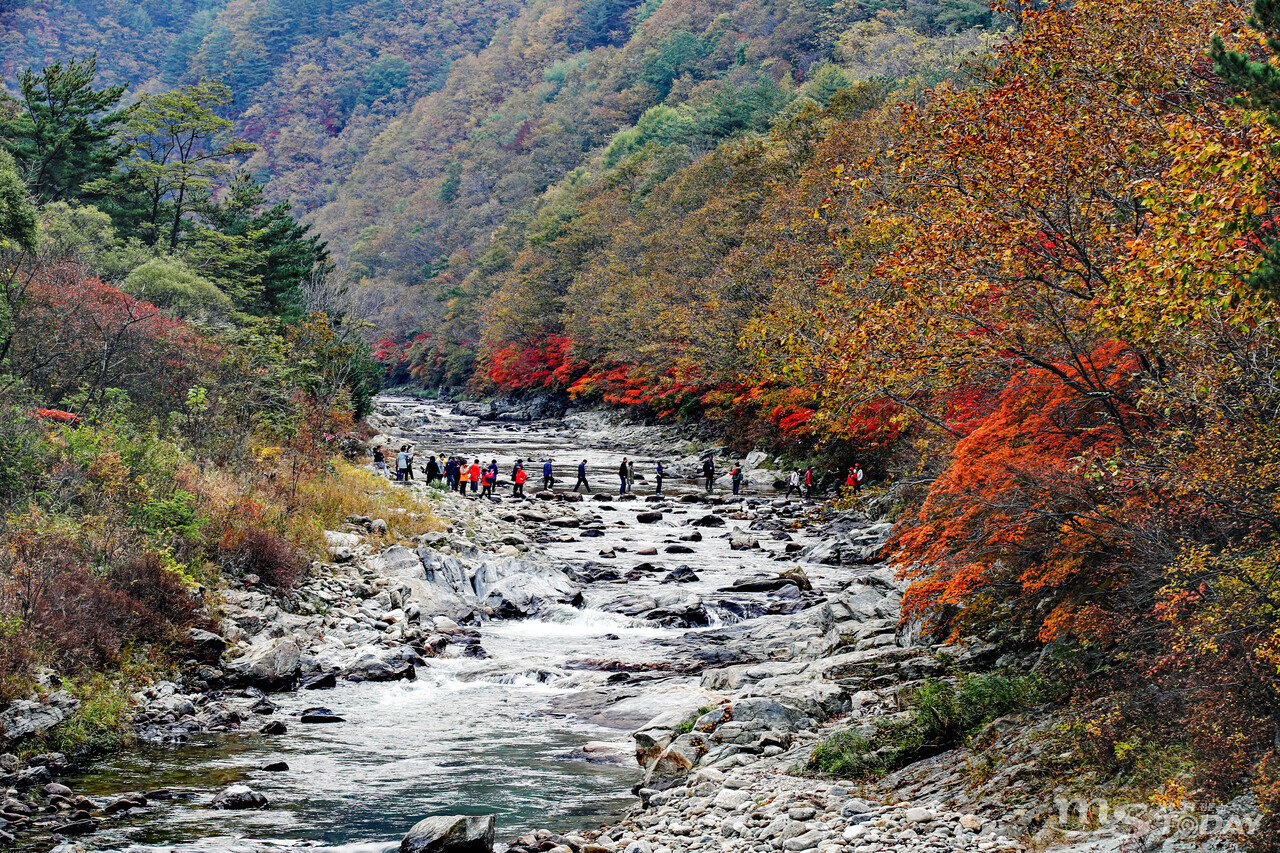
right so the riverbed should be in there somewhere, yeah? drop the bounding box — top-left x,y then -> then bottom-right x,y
60,398 -> 831,853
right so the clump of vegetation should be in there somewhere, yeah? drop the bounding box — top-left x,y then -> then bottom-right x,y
675,706 -> 716,736
808,672 -> 1043,779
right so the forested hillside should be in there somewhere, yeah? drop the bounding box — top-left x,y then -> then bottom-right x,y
2,0 -> 1003,396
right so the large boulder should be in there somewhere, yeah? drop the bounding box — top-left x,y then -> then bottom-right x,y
400,814 -> 495,853
474,558 -> 579,618
0,692 -> 78,742
642,732 -> 708,787
225,638 -> 301,691
726,697 -> 813,731
343,647 -> 419,683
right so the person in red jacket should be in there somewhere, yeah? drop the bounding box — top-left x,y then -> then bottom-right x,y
469,459 -> 481,494
480,467 -> 495,499
513,464 -> 528,497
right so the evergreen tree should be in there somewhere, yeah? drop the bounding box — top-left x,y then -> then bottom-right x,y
0,56 -> 130,204
115,79 -> 257,250
0,150 -> 38,252
189,171 -> 331,316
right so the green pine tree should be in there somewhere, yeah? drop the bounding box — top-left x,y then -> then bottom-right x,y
0,56 -> 130,204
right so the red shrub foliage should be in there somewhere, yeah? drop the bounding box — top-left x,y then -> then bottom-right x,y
1,527 -> 205,676
220,527 -> 306,590
484,335 -> 573,390
7,267 -> 201,410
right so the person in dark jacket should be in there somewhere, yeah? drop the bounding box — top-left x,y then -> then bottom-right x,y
618,458 -> 629,495
425,456 -> 441,485
702,457 -> 715,491
655,461 -> 665,495
573,460 -> 591,493
542,459 -> 555,492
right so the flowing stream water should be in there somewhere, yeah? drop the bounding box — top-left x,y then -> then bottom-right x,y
68,400 -> 809,853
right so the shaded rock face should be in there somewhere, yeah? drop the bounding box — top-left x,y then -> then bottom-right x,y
400,814 -> 496,853
185,628 -> 228,661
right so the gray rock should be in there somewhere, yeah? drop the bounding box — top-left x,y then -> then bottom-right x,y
186,628 -> 228,659
399,814 -> 495,852
225,638 -> 301,690
728,697 -> 813,731
211,784 -> 268,810
343,647 -> 418,683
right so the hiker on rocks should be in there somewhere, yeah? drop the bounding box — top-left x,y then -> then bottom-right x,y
786,469 -> 802,498
803,466 -> 814,498
488,459 -> 499,485
852,462 -> 864,494
395,446 -> 409,481
655,461 -> 665,495
512,459 -> 523,484
844,467 -> 857,494
458,459 -> 470,493
618,458 -> 629,495
513,463 -> 527,497
543,459 -> 555,492
826,466 -> 841,497
573,459 -> 591,493
469,459 -> 482,493
373,446 -> 387,477
703,457 -> 715,491
426,456 -> 441,485
731,465 -> 744,496
627,459 -> 636,493
480,466 -> 495,499
404,448 -> 415,481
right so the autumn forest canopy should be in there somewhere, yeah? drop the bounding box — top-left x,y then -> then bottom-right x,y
6,0 -> 1280,834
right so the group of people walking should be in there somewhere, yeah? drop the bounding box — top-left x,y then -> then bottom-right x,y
374,444 -> 867,502
784,464 -> 863,498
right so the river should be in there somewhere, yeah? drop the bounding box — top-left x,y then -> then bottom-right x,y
65,399 -> 816,853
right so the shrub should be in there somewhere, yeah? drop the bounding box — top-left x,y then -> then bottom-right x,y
108,551 -> 204,634
807,672 -> 1043,779
222,527 -> 306,590
44,673 -> 137,754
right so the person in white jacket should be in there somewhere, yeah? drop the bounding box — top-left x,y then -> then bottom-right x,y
785,469 -> 802,498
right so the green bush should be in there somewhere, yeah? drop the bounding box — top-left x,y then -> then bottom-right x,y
807,672 -> 1043,779
44,673 -> 136,754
